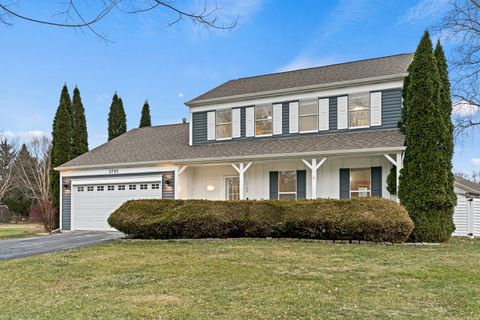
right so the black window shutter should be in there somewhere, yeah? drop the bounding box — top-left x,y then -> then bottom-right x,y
269,171 -> 279,200
296,170 -> 306,199
371,167 -> 382,197
339,168 -> 350,199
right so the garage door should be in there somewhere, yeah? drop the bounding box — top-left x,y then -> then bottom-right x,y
71,176 -> 163,230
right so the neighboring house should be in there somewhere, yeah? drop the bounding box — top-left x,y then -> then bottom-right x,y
453,176 -> 480,237
56,53 -> 412,230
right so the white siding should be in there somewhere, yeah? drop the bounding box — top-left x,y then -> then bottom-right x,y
207,111 -> 216,140
232,108 -> 241,138
453,195 -> 469,236
246,107 -> 255,137
337,96 -> 348,129
318,98 -> 329,131
474,198 -> 480,236
273,103 -> 283,135
370,91 -> 382,126
289,102 -> 299,133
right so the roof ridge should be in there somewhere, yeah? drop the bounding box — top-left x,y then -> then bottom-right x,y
235,53 -> 414,81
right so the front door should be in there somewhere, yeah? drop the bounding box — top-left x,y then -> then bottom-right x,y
225,177 -> 240,200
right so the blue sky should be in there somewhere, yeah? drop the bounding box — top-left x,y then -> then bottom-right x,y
0,0 -> 478,173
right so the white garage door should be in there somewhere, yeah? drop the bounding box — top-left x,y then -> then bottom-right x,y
71,176 -> 163,230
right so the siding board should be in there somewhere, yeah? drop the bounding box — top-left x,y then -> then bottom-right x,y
62,177 -> 71,230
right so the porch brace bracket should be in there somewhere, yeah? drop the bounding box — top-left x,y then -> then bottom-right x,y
231,162 -> 252,200
301,158 -> 327,199
383,153 -> 403,202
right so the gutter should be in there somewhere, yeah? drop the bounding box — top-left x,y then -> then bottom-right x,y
55,145 -> 406,172
186,73 -> 407,107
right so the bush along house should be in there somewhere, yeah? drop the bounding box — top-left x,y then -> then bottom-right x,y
56,53 -> 412,231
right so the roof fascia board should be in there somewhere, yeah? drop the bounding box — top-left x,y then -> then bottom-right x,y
56,146 -> 406,172
186,73 -> 407,107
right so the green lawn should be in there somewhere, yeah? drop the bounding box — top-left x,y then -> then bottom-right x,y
0,238 -> 478,319
0,224 -> 44,240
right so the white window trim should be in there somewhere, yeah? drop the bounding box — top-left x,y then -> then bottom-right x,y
348,92 -> 371,129
216,109 -> 233,140
298,99 -> 319,134
349,167 -> 372,198
278,171 -> 297,200
255,105 -> 273,137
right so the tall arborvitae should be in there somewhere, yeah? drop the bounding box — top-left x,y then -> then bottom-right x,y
108,93 -> 127,141
71,86 -> 89,158
398,31 -> 453,242
50,84 -> 73,207
139,100 -> 152,128
434,40 -> 457,218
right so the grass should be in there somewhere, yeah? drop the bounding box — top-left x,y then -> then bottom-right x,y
0,238 -> 478,319
0,223 -> 44,240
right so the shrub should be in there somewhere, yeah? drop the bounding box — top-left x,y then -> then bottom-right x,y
108,198 -> 414,243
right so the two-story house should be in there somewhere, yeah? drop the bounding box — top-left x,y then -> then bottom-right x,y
56,53 -> 412,230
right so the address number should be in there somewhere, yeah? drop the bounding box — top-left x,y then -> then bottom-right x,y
108,169 -> 119,174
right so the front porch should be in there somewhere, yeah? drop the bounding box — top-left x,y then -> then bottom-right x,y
175,152 -> 403,202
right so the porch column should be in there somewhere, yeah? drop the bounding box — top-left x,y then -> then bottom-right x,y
384,153 -> 403,203
301,158 -> 327,199
174,165 -> 189,199
231,162 -> 252,200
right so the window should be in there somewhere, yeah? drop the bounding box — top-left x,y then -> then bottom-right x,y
129,184 -> 137,190
118,185 -> 125,191
299,99 -> 318,132
151,183 -> 160,190
107,185 -> 114,191
216,109 -> 232,139
225,177 -> 240,200
255,104 -> 273,136
349,93 -> 370,128
87,186 -> 94,192
350,168 -> 371,198
140,184 -> 148,190
278,171 -> 296,200
97,186 -> 104,191
77,186 -> 84,192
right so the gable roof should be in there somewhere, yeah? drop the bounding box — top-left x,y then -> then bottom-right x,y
455,176 -> 480,196
187,53 -> 413,106
57,123 -> 405,170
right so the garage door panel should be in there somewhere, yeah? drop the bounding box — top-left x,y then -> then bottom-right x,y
72,180 -> 163,230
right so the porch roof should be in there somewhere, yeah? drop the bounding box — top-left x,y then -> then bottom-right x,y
57,124 -> 405,170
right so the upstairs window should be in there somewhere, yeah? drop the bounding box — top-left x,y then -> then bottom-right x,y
255,104 -> 273,136
216,110 -> 232,139
350,168 -> 371,198
299,99 -> 318,132
349,93 -> 370,128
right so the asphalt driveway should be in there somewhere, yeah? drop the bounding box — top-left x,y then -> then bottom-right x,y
0,231 -> 124,260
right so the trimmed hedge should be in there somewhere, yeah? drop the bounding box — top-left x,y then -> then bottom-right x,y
108,198 -> 414,243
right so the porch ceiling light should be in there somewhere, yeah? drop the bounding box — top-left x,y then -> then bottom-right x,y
207,185 -> 215,191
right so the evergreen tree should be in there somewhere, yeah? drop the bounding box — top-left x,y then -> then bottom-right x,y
71,86 -> 89,158
50,84 -> 73,207
139,100 -> 152,128
398,31 -> 454,242
434,41 -> 456,213
108,93 -> 127,140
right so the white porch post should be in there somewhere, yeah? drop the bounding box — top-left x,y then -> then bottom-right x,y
384,153 -> 403,203
174,165 -> 189,199
231,162 -> 252,200
301,158 -> 327,199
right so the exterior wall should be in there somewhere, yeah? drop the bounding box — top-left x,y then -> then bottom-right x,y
61,177 -> 71,230
191,83 -> 403,145
182,156 -> 394,200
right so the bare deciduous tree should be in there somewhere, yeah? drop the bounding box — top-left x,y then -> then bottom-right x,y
0,1 -> 237,42
16,137 -> 56,231
0,138 -> 16,202
439,0 -> 480,139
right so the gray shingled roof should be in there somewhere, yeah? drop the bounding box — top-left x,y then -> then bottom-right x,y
455,176 -> 480,196
58,124 -> 405,169
187,53 -> 413,105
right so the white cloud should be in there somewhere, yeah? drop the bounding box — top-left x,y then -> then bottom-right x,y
400,0 -> 450,25
471,158 -> 480,165
177,92 -> 184,98
276,55 -> 341,72
453,100 -> 480,116
96,93 -> 109,103
0,130 -> 50,141
214,0 -> 264,24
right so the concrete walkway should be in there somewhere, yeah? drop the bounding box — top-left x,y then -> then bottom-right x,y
0,231 -> 123,260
